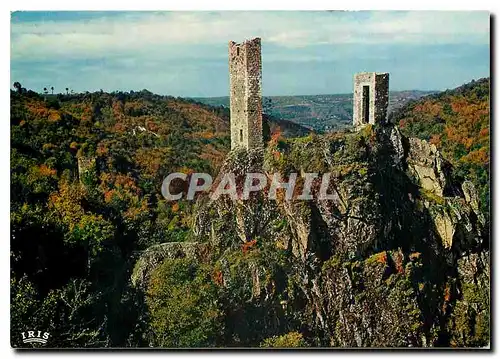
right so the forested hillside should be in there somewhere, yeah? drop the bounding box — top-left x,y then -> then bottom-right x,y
10,86 -> 307,347
391,78 -> 490,217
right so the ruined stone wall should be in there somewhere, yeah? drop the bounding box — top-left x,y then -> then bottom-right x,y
229,38 -> 263,150
77,156 -> 96,183
245,38 -> 263,149
374,73 -> 389,124
353,72 -> 375,128
353,72 -> 389,128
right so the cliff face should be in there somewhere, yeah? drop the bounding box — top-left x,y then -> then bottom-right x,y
196,126 -> 486,252
136,125 -> 489,347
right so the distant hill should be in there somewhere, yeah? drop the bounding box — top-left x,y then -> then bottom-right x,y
390,78 -> 490,215
194,90 -> 435,132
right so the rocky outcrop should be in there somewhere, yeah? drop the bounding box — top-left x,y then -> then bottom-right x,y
448,251 -> 490,347
319,250 -> 425,346
193,124 -> 486,260
462,180 -> 486,226
131,242 -> 210,289
402,134 -> 484,251
137,124 -> 489,347
281,201 -> 312,259
406,137 -> 451,197
432,210 -> 455,249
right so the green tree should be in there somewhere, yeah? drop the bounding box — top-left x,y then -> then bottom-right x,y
146,258 -> 223,347
13,81 -> 22,93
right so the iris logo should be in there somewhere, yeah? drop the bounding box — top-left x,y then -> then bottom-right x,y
21,330 -> 50,344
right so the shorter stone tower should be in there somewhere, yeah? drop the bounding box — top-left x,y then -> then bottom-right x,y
77,154 -> 97,185
229,37 -> 263,150
353,72 -> 389,128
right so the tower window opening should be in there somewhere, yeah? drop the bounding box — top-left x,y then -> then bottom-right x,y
362,85 -> 370,124
237,47 -> 240,56
240,129 -> 243,143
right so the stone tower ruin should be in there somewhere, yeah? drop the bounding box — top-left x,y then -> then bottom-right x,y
229,37 -> 263,150
353,72 -> 389,128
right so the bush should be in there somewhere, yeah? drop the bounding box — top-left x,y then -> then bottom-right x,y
260,331 -> 307,348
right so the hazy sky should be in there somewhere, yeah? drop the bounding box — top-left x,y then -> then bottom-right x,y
11,11 -> 490,97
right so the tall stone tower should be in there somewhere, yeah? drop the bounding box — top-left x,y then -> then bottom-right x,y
353,72 -> 389,128
229,37 -> 263,150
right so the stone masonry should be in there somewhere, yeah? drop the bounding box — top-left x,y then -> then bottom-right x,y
353,72 -> 389,128
77,155 -> 96,184
229,38 -> 263,150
